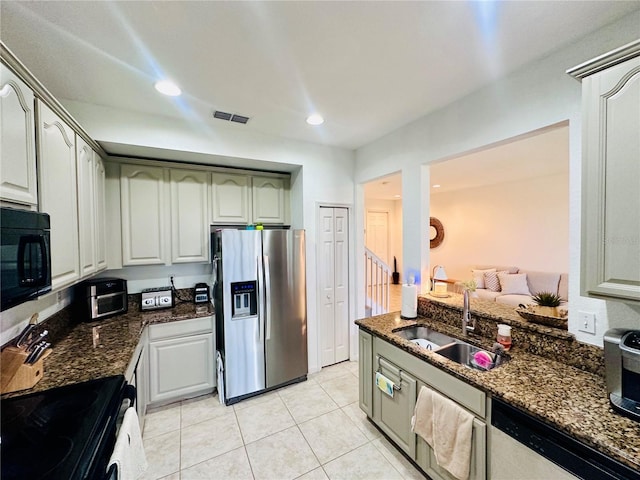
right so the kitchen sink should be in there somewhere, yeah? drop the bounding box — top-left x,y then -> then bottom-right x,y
392,326 -> 456,350
435,342 -> 498,370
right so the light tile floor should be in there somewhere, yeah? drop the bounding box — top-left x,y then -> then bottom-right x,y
141,360 -> 425,480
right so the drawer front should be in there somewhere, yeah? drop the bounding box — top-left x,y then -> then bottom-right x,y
149,316 -> 213,341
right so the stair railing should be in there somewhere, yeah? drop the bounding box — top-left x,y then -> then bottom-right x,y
364,247 -> 391,316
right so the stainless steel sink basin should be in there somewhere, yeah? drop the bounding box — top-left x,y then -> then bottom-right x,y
435,342 -> 498,370
392,326 -> 456,350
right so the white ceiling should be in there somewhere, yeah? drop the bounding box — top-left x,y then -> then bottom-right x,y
364,123 -> 569,200
2,1 -> 638,150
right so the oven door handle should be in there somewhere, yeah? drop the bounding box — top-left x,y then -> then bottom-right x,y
123,384 -> 136,408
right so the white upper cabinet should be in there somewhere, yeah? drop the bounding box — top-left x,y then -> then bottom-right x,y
569,41 -> 640,303
210,172 -> 251,224
1,65 -> 38,206
76,137 -> 97,277
76,136 -> 107,276
37,101 -> 80,290
94,154 -> 107,271
252,175 -> 288,224
170,169 -> 209,263
93,156 -> 107,271
120,164 -> 169,266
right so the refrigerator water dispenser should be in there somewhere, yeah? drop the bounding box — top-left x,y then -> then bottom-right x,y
231,281 -> 257,318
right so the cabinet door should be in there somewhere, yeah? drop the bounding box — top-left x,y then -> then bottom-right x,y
581,53 -> 640,302
148,332 -> 215,404
76,137 -> 96,277
417,412 -> 486,480
120,164 -> 168,266
0,66 -> 38,206
358,330 -> 373,417
372,355 -> 417,458
136,342 -> 149,430
37,101 -> 80,290
94,155 -> 107,271
252,176 -> 286,224
170,169 -> 209,263
211,172 -> 250,224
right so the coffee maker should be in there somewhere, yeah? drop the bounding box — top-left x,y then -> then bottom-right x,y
604,329 -> 640,422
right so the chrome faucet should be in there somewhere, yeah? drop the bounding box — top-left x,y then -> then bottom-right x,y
462,289 -> 475,336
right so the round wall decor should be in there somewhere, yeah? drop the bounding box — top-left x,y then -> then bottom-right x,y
430,217 -> 444,248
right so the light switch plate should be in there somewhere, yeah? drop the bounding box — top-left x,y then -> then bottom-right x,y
578,311 -> 596,334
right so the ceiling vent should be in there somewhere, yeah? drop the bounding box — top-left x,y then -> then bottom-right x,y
213,110 -> 250,124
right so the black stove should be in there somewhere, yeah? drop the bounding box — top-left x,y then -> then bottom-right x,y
1,375 -> 130,480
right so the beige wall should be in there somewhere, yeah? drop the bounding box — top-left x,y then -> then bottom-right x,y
429,172 -> 570,283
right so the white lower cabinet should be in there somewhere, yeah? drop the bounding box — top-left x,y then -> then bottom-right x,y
148,316 -> 215,405
364,333 -> 487,480
372,355 -> 417,458
416,389 -> 486,480
125,328 -> 149,430
358,330 -> 373,417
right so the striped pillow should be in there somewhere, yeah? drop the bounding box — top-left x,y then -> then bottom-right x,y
484,270 -> 507,292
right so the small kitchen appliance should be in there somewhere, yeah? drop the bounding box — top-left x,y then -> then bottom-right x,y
604,328 -> 640,422
194,283 -> 209,303
0,207 -> 52,312
140,286 -> 174,311
78,278 -> 128,322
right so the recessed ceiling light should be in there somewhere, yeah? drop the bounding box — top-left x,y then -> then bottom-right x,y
155,80 -> 182,96
432,184 -> 441,188
394,195 -> 401,198
306,114 -> 324,125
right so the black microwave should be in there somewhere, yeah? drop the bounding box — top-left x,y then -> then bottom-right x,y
1,207 -> 52,311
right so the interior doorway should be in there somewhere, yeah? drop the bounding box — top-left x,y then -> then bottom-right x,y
366,210 -> 390,263
317,206 -> 350,367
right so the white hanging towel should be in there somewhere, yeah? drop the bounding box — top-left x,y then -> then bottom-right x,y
411,386 -> 474,480
108,407 -> 148,480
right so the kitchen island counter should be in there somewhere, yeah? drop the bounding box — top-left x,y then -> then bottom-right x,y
356,298 -> 640,474
2,298 -> 213,397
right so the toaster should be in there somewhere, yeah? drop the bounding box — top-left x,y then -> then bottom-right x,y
604,328 -> 640,422
140,287 -> 174,311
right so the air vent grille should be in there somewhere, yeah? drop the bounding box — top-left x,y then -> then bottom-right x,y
230,114 -> 249,124
213,110 -> 232,121
213,110 -> 250,124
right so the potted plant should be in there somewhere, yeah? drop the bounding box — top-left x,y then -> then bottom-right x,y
531,291 -> 563,317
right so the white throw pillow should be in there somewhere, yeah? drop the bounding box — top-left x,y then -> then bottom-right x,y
498,273 -> 531,295
484,270 -> 505,292
472,268 -> 496,289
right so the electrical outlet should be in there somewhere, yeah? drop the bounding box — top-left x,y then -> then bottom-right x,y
578,311 -> 596,334
56,290 -> 63,303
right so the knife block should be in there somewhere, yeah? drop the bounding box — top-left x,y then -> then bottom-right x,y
0,347 -> 50,394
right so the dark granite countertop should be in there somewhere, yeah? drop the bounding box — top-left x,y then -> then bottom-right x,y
2,299 -> 213,397
356,301 -> 640,473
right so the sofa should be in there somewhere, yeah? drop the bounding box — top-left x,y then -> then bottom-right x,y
470,265 -> 568,308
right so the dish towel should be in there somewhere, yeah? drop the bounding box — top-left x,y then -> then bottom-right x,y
375,371 -> 395,398
411,386 -> 474,480
108,407 -> 148,480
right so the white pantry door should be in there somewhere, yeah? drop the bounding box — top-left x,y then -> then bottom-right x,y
319,206 -> 350,367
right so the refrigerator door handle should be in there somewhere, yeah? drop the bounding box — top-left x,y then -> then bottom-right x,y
257,255 -> 265,343
263,255 -> 272,340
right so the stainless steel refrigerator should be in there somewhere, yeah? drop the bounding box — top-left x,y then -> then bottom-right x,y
212,228 -> 307,405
